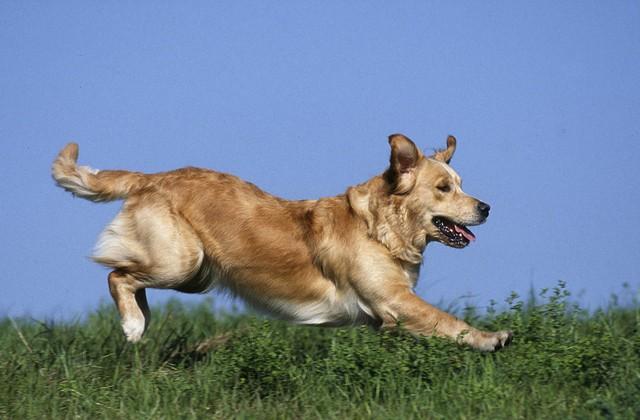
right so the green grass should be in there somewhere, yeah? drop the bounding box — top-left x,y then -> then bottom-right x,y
1,282 -> 639,419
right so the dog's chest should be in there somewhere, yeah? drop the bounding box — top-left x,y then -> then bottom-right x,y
396,261 -> 421,288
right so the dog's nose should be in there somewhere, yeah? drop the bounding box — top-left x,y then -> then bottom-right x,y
477,201 -> 491,218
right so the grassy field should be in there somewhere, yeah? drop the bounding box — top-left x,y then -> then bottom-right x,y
1,282 -> 639,419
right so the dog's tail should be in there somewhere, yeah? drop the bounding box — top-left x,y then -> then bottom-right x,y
52,143 -> 149,202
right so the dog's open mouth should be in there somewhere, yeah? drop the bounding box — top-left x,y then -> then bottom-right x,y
432,216 -> 476,248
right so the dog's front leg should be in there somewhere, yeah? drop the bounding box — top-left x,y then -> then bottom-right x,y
379,288 -> 511,352
350,255 -> 511,352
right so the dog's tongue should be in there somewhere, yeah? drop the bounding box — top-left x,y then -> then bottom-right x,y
454,224 -> 476,242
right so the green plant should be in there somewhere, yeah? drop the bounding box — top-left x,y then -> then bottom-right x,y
1,283 -> 639,419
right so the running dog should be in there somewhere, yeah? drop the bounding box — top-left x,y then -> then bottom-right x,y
52,134 -> 512,351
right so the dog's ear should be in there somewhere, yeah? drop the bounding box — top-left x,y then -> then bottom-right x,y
386,134 -> 422,194
432,135 -> 456,164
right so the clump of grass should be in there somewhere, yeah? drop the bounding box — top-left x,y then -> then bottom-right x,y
1,282 -> 639,418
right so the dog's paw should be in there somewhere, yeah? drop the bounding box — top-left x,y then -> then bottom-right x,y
121,317 -> 145,343
474,330 -> 513,352
492,330 -> 513,351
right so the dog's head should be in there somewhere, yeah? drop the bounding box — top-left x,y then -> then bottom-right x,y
383,133 -> 490,249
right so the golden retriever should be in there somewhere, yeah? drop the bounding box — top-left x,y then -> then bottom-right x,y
52,134 -> 512,351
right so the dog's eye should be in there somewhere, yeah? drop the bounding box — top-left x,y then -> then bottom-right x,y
437,184 -> 451,193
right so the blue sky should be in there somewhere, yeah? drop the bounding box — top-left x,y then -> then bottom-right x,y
1,2 -> 639,319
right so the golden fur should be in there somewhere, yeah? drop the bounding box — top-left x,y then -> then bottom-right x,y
52,134 -> 512,351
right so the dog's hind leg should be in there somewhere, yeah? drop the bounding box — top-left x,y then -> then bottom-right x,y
96,195 -> 210,341
108,270 -> 149,343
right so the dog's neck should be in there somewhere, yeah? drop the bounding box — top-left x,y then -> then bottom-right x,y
371,202 -> 427,265
347,177 -> 427,265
